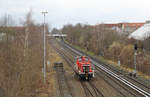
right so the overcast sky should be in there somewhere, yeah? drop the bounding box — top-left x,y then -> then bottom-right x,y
1,0 -> 150,28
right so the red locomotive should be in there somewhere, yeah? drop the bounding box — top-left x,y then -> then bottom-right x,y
74,56 -> 94,80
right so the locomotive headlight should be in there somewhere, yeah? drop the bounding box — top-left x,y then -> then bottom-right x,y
79,70 -> 81,74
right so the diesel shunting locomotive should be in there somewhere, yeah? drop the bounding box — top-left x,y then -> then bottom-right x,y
74,56 -> 94,80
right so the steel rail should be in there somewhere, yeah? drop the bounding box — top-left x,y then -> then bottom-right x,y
52,42 -> 105,97
60,43 -> 137,97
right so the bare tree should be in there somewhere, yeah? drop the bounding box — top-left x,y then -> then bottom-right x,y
0,14 -> 16,27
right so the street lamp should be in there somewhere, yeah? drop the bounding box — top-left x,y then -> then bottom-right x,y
41,11 -> 48,83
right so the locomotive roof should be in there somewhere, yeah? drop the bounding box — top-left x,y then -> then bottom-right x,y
77,56 -> 90,62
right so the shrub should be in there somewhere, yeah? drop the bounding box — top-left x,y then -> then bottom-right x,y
120,44 -> 134,68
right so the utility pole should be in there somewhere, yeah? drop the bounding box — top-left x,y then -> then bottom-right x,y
41,11 -> 48,84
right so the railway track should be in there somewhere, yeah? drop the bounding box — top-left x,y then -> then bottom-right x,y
50,39 -> 150,96
89,82 -> 105,97
51,40 -> 138,97
51,42 -> 105,97
54,41 -> 135,97
81,81 -> 95,97
56,40 -> 150,97
54,62 -> 73,97
63,41 -> 150,91
81,81 -> 105,97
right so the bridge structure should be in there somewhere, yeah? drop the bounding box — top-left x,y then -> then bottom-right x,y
48,34 -> 67,37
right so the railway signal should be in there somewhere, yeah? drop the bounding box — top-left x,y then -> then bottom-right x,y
133,43 -> 138,77
134,43 -> 138,50
130,43 -> 145,77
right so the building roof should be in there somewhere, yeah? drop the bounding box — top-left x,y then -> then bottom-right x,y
118,22 -> 145,28
129,22 -> 150,40
94,22 -> 144,29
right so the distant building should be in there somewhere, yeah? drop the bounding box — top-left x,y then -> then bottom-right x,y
117,22 -> 145,34
129,21 -> 150,40
102,24 -> 119,31
93,22 -> 145,34
0,26 -> 25,41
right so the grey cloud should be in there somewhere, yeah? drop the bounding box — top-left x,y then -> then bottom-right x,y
0,0 -> 150,28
